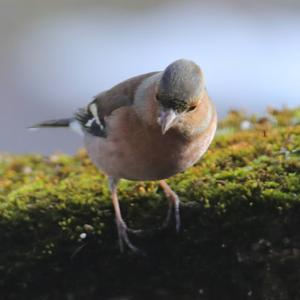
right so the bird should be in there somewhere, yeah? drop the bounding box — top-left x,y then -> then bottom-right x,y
30,59 -> 217,253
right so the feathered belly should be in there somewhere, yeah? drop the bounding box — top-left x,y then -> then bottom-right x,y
84,123 -> 215,181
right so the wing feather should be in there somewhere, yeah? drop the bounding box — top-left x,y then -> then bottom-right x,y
75,71 -> 158,138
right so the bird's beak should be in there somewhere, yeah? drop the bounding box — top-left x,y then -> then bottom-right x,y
158,109 -> 177,135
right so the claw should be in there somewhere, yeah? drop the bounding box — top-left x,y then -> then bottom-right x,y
109,177 -> 145,254
174,195 -> 181,232
115,219 -> 145,255
159,180 -> 181,232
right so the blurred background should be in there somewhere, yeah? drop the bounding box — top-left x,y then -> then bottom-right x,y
0,0 -> 299,154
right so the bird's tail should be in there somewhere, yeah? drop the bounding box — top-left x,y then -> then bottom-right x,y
29,118 -> 72,128
29,118 -> 83,136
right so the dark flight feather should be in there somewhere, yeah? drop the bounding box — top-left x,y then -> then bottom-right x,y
75,108 -> 106,138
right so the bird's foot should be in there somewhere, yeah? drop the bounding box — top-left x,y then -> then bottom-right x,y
161,192 -> 181,232
173,193 -> 181,232
126,227 -> 144,235
159,181 -> 181,232
116,219 -> 144,255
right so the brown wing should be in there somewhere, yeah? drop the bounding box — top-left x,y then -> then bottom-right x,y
92,71 -> 159,118
75,71 -> 159,137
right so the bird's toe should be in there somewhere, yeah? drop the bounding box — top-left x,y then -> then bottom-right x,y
116,219 -> 144,254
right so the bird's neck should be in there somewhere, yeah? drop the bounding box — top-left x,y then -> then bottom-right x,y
133,72 -> 162,126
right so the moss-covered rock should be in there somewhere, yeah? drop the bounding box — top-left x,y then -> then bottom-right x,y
0,108 -> 300,300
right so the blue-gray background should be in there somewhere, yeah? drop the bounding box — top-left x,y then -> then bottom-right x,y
1,0 -> 299,154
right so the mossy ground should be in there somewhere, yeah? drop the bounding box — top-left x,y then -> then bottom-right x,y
1,108 -> 300,300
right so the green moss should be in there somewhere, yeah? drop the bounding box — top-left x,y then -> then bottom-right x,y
0,108 -> 300,299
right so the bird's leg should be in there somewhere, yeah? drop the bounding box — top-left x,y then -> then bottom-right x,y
159,180 -> 181,232
108,177 -> 140,253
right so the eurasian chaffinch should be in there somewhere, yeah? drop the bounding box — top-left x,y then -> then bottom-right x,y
31,59 -> 217,253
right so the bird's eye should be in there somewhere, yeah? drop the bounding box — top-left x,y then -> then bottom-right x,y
188,105 -> 197,112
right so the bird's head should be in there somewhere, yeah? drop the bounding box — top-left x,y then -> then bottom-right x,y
156,59 -> 205,134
